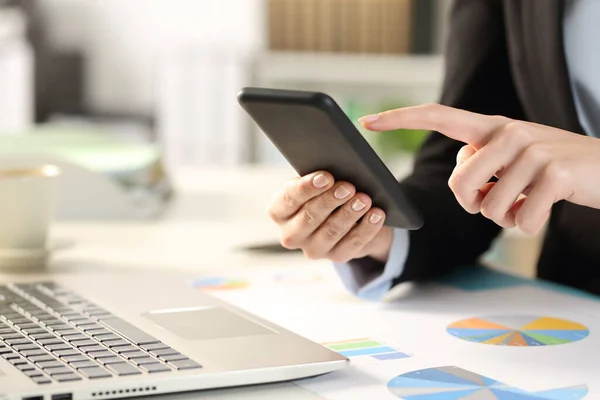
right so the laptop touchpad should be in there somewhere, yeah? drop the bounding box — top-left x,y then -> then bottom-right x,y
143,306 -> 276,340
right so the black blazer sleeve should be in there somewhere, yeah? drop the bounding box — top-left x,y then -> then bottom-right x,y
393,0 -> 527,283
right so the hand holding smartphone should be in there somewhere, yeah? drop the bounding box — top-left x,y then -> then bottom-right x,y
238,87 -> 422,230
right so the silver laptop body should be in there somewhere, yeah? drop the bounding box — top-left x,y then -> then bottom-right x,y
0,272 -> 347,400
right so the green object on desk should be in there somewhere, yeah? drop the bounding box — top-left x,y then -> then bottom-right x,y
0,126 -> 160,174
0,125 -> 172,216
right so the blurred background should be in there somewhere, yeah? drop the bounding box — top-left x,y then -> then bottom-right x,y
0,0 -> 541,276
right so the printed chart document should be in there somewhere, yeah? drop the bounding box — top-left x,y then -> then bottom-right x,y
190,264 -> 600,399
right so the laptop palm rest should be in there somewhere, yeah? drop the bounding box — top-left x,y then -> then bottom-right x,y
143,306 -> 276,341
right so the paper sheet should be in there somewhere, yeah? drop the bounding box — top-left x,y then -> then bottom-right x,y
188,265 -> 600,399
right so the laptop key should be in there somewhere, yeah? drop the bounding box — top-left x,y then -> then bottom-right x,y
96,333 -> 121,342
42,319 -> 63,326
168,359 -> 201,370
24,368 -> 43,377
98,356 -> 124,365
113,345 -> 138,354
31,375 -> 52,384
131,357 -> 157,366
72,339 -> 98,348
46,343 -> 72,352
8,318 -> 29,325
15,323 -> 38,330
150,348 -> 178,357
6,338 -> 30,345
29,354 -> 55,363
141,363 -> 171,373
54,373 -> 82,382
34,314 -> 56,321
53,348 -> 80,357
9,357 -> 28,365
79,366 -> 112,379
104,339 -> 129,348
3,352 -> 20,360
85,309 -> 111,318
63,314 -> 85,321
106,362 -> 142,376
37,360 -> 64,369
45,366 -> 73,375
96,314 -> 115,321
140,342 -> 169,352
0,347 -> 12,354
55,329 -> 80,337
16,323 -> 39,330
21,349 -> 47,357
50,324 -> 73,332
89,351 -> 115,359
123,351 -> 148,360
63,334 -> 88,342
29,332 -> 55,340
87,328 -> 112,336
13,343 -> 39,351
0,333 -> 23,340
38,338 -> 63,346
71,360 -> 99,369
81,324 -> 105,332
71,318 -> 95,325
81,345 -> 106,354
101,318 -> 160,345
160,353 -> 188,362
61,354 -> 90,363
22,328 -> 47,335
17,362 -> 35,371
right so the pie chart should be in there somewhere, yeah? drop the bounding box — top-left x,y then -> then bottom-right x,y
447,315 -> 589,346
387,366 -> 588,399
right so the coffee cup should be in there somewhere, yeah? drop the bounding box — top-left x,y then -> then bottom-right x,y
0,165 -> 60,270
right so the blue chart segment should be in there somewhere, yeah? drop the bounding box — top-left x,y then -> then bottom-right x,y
387,366 -> 588,399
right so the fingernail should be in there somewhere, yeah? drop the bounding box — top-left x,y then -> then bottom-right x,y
358,114 -> 380,124
351,198 -> 366,211
312,173 -> 329,188
334,185 -> 351,199
369,213 -> 382,224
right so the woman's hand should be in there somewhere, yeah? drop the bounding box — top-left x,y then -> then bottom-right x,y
360,104 -> 600,235
267,171 -> 394,263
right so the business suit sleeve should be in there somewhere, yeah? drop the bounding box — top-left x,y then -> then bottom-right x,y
392,0 -> 527,284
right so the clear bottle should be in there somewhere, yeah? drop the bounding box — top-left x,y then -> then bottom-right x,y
0,6 -> 33,134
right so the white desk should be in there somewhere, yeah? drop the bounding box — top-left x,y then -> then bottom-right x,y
42,166 -> 576,400
50,166 -> 315,272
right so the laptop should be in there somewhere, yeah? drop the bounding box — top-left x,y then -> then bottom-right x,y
0,272 -> 348,400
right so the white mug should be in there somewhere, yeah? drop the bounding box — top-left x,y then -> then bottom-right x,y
0,165 -> 60,251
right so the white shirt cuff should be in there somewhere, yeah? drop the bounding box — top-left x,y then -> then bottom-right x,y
334,228 -> 409,301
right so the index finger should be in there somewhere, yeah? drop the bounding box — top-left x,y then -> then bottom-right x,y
268,171 -> 334,221
359,104 -> 506,147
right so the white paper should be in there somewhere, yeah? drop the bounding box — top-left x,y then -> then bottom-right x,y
187,265 -> 600,399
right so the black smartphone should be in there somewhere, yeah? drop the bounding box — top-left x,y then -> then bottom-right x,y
237,87 -> 423,229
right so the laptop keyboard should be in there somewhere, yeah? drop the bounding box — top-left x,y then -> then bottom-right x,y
0,282 -> 201,385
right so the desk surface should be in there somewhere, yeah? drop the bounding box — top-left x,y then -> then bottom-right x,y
41,167 -> 600,399
50,166 -> 311,272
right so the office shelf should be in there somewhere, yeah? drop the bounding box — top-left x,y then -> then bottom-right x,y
251,51 -> 445,165
255,51 -> 444,88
